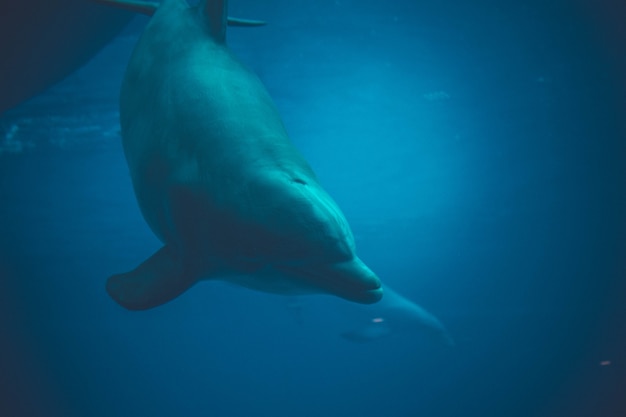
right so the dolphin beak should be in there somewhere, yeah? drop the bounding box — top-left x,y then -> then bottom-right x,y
277,257 -> 383,304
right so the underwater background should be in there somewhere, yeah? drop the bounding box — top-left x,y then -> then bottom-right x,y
1,0 -> 625,416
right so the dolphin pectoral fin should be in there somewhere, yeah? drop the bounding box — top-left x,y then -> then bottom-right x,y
106,246 -> 194,311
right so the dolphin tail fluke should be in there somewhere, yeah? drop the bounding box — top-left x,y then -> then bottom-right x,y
106,246 -> 194,310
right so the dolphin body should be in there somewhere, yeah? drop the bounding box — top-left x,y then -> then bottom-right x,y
101,0 -> 451,345
102,0 -> 385,310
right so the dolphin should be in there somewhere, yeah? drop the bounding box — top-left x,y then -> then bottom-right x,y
0,0 -> 132,113
99,0 -> 385,310
99,2 -> 452,344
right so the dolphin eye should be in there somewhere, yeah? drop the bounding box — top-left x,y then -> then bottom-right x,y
293,178 -> 307,185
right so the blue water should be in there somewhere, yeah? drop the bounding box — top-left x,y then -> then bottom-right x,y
1,1 -> 625,416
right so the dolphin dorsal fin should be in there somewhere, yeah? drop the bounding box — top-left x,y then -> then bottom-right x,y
200,1 -> 266,42
201,0 -> 228,42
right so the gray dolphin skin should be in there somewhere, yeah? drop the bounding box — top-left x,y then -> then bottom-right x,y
99,0 -> 384,310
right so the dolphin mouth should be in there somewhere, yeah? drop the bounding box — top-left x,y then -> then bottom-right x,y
276,257 -> 383,305
361,286 -> 384,304
338,283 -> 383,304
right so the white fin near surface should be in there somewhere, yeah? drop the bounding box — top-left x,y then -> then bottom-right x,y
106,246 -> 195,310
226,17 -> 266,27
